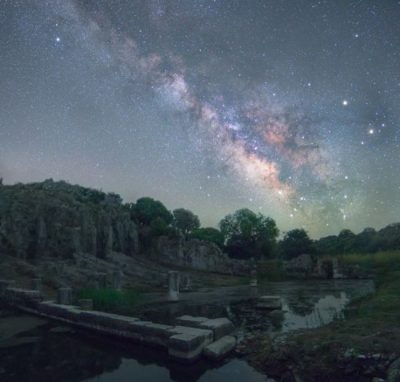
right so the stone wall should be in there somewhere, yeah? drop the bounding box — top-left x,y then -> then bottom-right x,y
155,237 -> 250,275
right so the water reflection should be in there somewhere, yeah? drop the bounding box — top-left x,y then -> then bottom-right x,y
140,280 -> 374,333
0,280 -> 374,382
282,292 -> 349,331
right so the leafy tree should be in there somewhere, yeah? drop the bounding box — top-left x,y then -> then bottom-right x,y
190,227 -> 224,248
173,208 -> 200,235
133,197 -> 173,226
219,208 -> 279,259
338,229 -> 356,254
280,229 -> 314,259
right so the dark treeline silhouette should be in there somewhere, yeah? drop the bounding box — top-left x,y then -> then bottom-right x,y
0,180 -> 399,261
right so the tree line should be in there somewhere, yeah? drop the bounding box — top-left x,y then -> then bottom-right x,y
129,197 -> 400,260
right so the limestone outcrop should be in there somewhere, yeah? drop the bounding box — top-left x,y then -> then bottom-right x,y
156,236 -> 250,275
0,180 -> 139,260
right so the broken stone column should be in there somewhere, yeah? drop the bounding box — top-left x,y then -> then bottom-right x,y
57,287 -> 72,305
168,271 -> 180,301
111,270 -> 123,290
78,298 -> 93,310
31,278 -> 42,292
250,269 -> 258,287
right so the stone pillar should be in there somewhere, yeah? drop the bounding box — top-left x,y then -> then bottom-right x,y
78,298 -> 93,310
168,271 -> 180,301
111,270 -> 123,290
250,269 -> 258,287
31,278 -> 42,292
57,287 -> 72,305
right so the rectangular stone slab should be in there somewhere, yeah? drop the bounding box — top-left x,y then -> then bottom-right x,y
130,321 -> 174,347
37,301 -> 81,322
78,310 -> 139,331
197,318 -> 234,340
168,325 -> 214,345
168,330 -> 210,362
175,315 -> 209,326
203,335 -> 237,360
257,296 -> 282,310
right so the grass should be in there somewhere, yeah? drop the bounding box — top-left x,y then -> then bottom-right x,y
339,250 -> 400,277
246,250 -> 400,381
77,288 -> 142,315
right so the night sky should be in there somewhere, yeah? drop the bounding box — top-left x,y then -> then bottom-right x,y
1,1 -> 399,237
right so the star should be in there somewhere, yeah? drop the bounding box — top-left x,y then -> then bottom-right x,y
342,100 -> 349,106
55,37 -> 61,42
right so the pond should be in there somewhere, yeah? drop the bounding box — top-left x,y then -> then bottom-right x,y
0,279 -> 374,382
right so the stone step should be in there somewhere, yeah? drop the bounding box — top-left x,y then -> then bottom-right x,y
203,335 -> 237,360
167,326 -> 214,362
175,315 -> 234,340
256,295 -> 282,310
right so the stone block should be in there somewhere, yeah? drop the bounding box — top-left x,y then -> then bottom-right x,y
168,326 -> 214,346
203,335 -> 236,360
197,318 -> 234,340
175,316 -> 234,340
4,288 -> 42,308
167,326 -> 213,362
78,299 -> 93,310
78,311 -> 139,331
257,296 -> 282,310
132,321 -> 174,347
37,301 -> 81,322
175,315 -> 209,326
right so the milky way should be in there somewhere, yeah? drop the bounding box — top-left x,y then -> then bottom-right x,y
1,1 -> 399,237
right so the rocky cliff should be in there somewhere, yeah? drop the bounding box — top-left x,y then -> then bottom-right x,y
156,236 -> 250,275
0,180 -> 139,260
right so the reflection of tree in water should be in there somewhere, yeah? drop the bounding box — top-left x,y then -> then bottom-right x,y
285,289 -> 316,316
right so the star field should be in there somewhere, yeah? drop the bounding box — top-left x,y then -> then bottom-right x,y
1,0 -> 399,237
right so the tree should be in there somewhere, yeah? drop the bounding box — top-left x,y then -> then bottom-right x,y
190,227 -> 224,248
133,197 -> 173,226
338,229 -> 356,254
280,229 -> 314,259
219,208 -> 279,259
173,208 -> 200,235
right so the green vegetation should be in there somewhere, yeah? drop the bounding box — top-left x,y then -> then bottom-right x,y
316,224 -> 400,255
219,208 -> 279,259
1,179 -> 400,262
190,227 -> 224,248
278,228 -> 315,259
248,251 -> 400,381
339,251 -> 400,324
77,288 -> 142,315
173,208 -> 200,236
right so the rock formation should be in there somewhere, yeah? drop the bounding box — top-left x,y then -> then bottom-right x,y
0,179 -> 139,260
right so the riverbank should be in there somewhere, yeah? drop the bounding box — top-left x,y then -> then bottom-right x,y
241,251 -> 400,382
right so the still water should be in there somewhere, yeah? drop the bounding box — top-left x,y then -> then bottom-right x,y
0,280 -> 374,382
